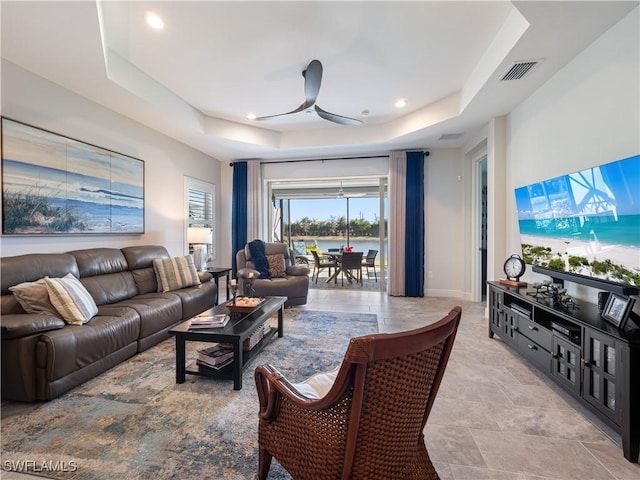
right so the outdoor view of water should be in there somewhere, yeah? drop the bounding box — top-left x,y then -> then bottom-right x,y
300,239 -> 387,261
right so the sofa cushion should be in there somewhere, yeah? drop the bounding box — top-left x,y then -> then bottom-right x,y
130,268 -> 158,295
267,254 -> 287,278
1,253 -> 79,296
112,293 -> 182,339
122,246 -> 169,294
153,256 -> 200,292
9,278 -> 58,316
121,245 -> 170,270
67,248 -> 129,277
45,274 -> 99,325
37,308 -> 140,381
68,248 -> 138,305
170,281 -> 218,319
80,272 -> 138,306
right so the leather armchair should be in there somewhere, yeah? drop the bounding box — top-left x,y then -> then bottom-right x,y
236,242 -> 310,307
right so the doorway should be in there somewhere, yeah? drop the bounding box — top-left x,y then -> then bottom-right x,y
477,155 -> 488,301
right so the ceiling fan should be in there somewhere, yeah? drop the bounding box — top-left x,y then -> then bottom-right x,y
256,60 -> 363,126
333,181 -> 367,198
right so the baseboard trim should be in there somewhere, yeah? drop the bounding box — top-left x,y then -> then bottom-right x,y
424,289 -> 463,298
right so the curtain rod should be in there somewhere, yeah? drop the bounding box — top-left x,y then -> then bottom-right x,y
229,151 -> 429,166
229,154 -> 387,167
259,154 -> 390,165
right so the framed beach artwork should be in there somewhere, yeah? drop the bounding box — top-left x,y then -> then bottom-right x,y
1,118 -> 144,235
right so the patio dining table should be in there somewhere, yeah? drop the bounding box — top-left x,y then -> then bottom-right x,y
325,251 -> 363,284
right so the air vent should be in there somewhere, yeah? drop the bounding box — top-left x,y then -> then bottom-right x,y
439,133 -> 462,141
500,60 -> 541,81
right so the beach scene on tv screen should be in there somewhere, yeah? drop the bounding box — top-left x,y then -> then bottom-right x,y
515,155 -> 640,287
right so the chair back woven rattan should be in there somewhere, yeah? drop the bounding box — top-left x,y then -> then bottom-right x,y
255,306 -> 462,480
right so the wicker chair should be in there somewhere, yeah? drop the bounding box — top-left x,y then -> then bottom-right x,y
255,306 -> 462,480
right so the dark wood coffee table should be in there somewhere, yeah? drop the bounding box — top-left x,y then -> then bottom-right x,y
169,296 -> 286,390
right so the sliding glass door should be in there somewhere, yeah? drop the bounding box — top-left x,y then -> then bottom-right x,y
270,177 -> 388,287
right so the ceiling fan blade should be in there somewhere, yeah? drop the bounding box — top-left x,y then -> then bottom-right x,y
257,60 -> 360,125
314,105 -> 363,126
302,59 -> 323,108
255,102 -> 307,121
257,60 -> 323,120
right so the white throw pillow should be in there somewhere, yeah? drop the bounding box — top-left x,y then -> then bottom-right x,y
9,278 -> 58,316
291,365 -> 340,400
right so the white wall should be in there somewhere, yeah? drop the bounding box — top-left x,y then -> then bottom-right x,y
261,156 -> 390,182
424,148 -> 464,297
219,162 -> 234,268
506,7 -> 640,300
1,61 -> 223,259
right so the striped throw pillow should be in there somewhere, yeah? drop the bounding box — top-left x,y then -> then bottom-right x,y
45,274 -> 98,325
153,256 -> 201,293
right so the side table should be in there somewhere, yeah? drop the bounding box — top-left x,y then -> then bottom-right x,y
207,267 -> 232,305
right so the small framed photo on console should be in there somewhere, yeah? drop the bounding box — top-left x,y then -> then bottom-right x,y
601,293 -> 635,329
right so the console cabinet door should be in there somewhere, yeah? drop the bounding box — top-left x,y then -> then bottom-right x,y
552,336 -> 581,396
501,308 -> 520,346
583,330 -> 621,423
489,288 -> 503,338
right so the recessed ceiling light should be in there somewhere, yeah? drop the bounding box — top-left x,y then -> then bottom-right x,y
145,12 -> 164,30
394,99 -> 407,109
246,113 -> 256,120
361,109 -> 370,117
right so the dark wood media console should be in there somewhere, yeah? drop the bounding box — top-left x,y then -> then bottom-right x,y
487,281 -> 640,463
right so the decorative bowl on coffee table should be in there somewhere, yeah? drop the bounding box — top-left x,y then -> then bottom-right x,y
226,297 -> 265,314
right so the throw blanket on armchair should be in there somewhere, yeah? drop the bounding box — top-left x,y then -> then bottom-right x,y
248,239 -> 271,279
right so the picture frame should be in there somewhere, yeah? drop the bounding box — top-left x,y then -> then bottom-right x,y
2,117 -> 144,235
601,292 -> 635,329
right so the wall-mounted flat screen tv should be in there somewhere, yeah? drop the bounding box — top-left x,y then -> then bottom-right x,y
514,154 -> 640,294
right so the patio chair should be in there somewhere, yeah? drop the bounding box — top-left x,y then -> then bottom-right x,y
339,251 -> 363,286
362,249 -> 378,282
310,249 -> 337,284
291,240 -> 311,265
255,306 -> 463,480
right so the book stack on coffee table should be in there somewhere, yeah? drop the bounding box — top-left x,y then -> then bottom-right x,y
196,344 -> 233,371
188,312 -> 230,330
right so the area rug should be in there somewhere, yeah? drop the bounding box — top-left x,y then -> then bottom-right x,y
1,310 -> 378,480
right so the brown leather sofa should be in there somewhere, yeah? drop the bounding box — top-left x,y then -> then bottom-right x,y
236,242 -> 309,307
1,245 -> 217,402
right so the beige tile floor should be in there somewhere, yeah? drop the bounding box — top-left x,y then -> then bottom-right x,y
301,282 -> 640,480
3,279 -> 640,479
